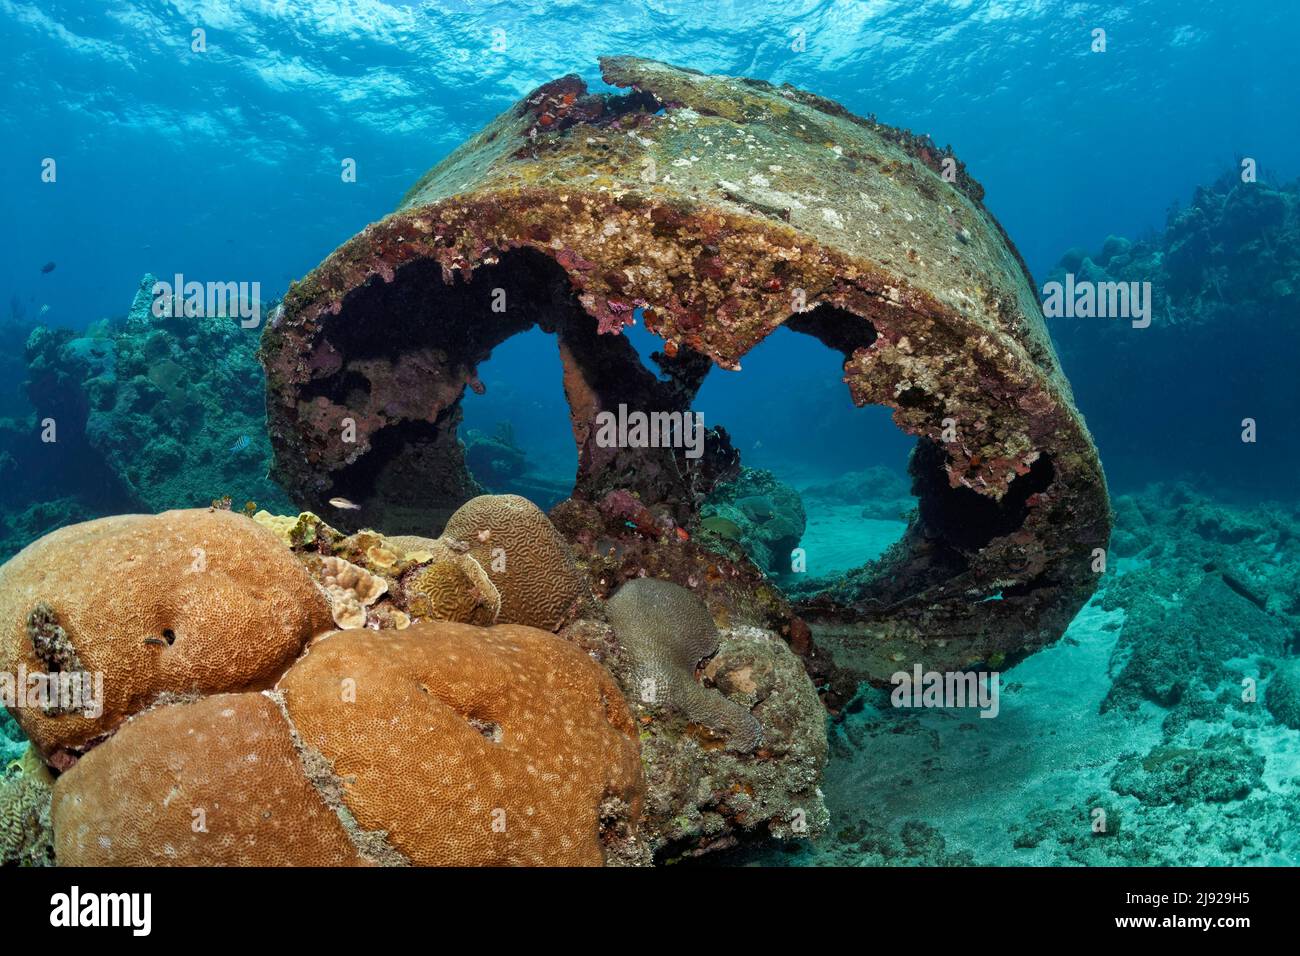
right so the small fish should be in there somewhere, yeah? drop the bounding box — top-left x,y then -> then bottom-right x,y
329,497 -> 361,510
228,435 -> 250,452
38,304 -> 49,316
40,261 -> 56,274
675,526 -> 690,542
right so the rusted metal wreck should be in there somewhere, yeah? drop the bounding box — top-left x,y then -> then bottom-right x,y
259,57 -> 1111,688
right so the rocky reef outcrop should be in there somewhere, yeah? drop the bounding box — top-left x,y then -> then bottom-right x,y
1045,173 -> 1300,493
0,275 -> 290,560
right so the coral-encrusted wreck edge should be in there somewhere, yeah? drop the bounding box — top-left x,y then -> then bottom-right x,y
259,56 -> 1111,685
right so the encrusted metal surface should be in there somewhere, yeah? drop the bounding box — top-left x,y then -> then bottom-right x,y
260,57 -> 1110,683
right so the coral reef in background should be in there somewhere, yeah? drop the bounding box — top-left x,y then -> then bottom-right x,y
0,309 -> 31,420
0,275 -> 292,561
0,324 -> 125,559
66,275 -> 291,513
1046,174 -> 1300,492
463,422 -> 527,486
460,422 -> 573,510
799,465 -> 916,520
1028,482 -> 1300,862
731,482 -> 1300,866
700,468 -> 806,578
1266,660 -> 1300,730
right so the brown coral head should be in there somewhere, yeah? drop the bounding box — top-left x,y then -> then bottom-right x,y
441,494 -> 589,631
403,552 -> 501,626
277,622 -> 645,865
0,509 -> 335,760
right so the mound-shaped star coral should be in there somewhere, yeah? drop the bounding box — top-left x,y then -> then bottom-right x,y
52,693 -> 368,866
277,622 -> 644,865
441,494 -> 588,631
605,578 -> 762,753
0,508 -> 335,761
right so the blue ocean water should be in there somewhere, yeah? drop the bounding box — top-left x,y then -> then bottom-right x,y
2,0 -> 1299,869
5,1 -> 1297,334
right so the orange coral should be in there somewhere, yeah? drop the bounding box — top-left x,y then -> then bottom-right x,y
277,622 -> 643,865
0,509 -> 335,762
51,693 -> 367,866
43,621 -> 644,866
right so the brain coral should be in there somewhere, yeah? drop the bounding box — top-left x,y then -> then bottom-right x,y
0,509 -> 335,761
404,550 -> 501,625
605,578 -> 762,753
52,693 -> 368,866
1,766 -> 54,866
441,494 -> 587,631
277,622 -> 644,865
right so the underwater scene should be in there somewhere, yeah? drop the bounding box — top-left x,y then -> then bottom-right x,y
1,0 -> 1299,877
